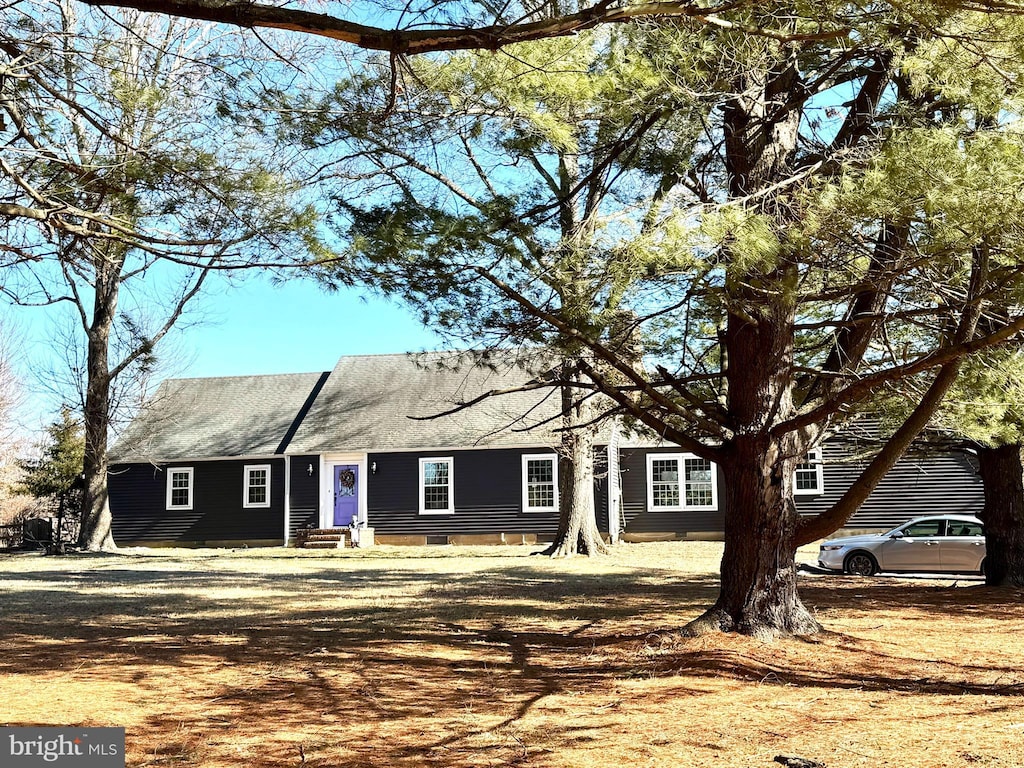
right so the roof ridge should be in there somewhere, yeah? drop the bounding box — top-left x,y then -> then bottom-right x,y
165,371 -> 328,384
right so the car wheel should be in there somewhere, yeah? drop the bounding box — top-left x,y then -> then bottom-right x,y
844,551 -> 879,576
980,558 -> 987,577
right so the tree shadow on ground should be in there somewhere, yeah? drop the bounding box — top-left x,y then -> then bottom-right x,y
1,556 -> 1022,767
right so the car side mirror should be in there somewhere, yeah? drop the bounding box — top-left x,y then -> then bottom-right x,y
890,530 -> 905,539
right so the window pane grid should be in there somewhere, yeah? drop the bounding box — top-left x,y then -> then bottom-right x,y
528,485 -> 555,508
685,459 -> 713,506
794,450 -> 822,493
423,485 -> 449,510
685,484 -> 713,506
649,456 -> 716,510
651,459 -> 679,482
168,469 -> 192,509
423,462 -> 448,486
652,484 -> 680,507
652,458 -> 681,508
527,460 -> 553,484
247,471 -> 267,504
525,458 -> 556,510
422,460 -> 452,512
244,466 -> 270,507
684,458 -> 711,483
795,470 -> 818,490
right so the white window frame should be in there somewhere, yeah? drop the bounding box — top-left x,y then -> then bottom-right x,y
243,464 -> 272,509
419,457 -> 454,515
794,449 -> 825,496
166,467 -> 194,511
646,453 -> 718,511
522,453 -> 558,513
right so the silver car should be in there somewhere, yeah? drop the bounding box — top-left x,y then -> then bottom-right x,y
818,514 -> 986,576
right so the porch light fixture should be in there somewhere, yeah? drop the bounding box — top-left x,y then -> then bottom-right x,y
371,462 -> 377,474
307,464 -> 313,476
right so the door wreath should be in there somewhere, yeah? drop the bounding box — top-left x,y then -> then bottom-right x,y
338,469 -> 356,496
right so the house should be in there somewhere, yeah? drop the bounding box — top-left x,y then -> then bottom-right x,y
108,352 -> 984,547
109,352 -> 574,547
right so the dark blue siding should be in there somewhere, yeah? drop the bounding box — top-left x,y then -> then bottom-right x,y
110,459 -> 286,544
288,454 -> 320,539
366,448 -> 561,536
615,442 -> 982,539
795,443 -> 982,528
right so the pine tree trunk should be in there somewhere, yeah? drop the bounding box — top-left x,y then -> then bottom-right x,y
683,176 -> 819,636
683,294 -> 823,637
975,443 -> 1024,587
77,264 -> 118,552
685,435 -> 821,638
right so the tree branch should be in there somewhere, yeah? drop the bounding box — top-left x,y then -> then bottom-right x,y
108,262 -> 213,379
796,242 -> 992,544
577,357 -> 721,458
77,1 -> 852,56
405,377 -> 559,420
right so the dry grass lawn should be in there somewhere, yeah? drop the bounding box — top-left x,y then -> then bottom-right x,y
1,542 -> 1022,768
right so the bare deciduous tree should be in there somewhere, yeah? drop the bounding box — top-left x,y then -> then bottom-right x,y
1,1 -> 326,550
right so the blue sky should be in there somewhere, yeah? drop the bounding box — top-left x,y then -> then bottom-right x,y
177,275 -> 444,378
6,273 -> 444,436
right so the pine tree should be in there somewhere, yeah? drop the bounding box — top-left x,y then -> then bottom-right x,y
18,410 -> 85,500
314,11 -> 1024,635
928,350 -> 1024,586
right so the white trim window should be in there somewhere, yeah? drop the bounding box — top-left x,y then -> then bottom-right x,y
419,457 -> 454,514
794,449 -> 824,495
244,464 -> 272,508
166,467 -> 194,510
522,454 -> 558,512
647,453 -> 718,511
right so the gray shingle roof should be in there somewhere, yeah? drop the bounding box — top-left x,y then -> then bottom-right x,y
286,352 -> 560,453
109,372 -> 325,462
110,352 -> 562,462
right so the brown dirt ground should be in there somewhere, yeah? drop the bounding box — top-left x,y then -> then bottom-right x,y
0,541 -> 1022,768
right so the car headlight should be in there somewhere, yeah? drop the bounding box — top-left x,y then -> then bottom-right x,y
820,545 -> 844,551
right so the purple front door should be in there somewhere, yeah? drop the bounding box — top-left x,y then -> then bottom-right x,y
333,465 -> 358,527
